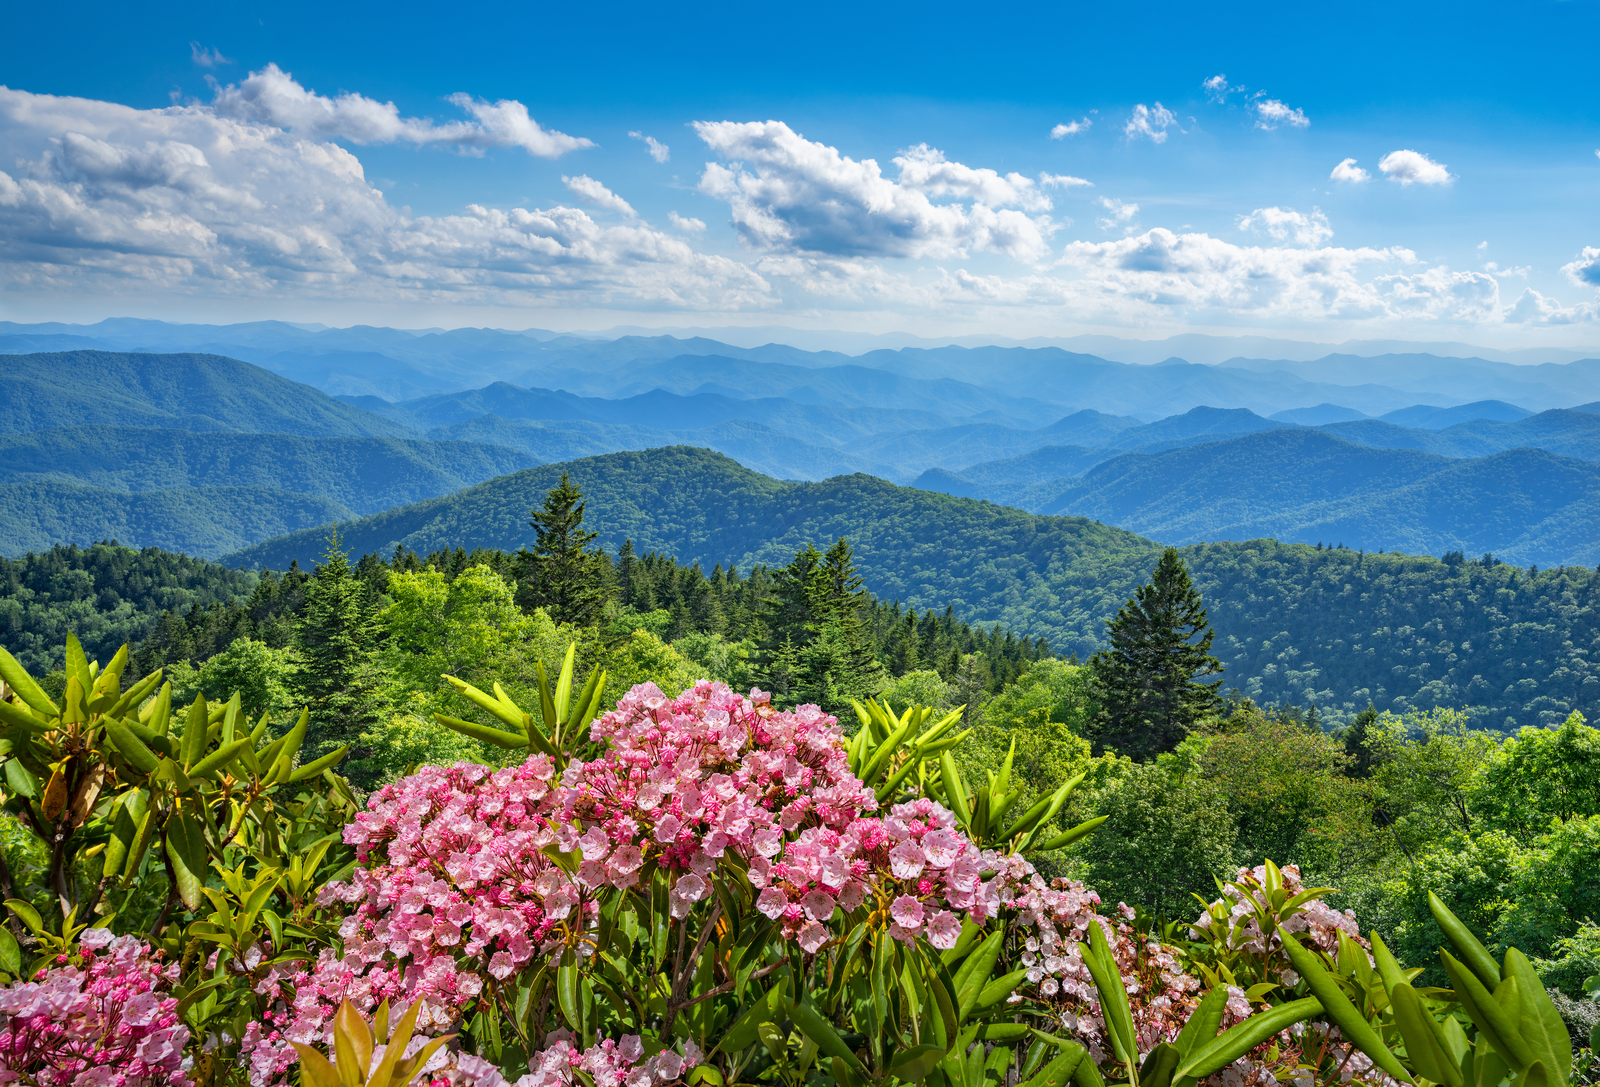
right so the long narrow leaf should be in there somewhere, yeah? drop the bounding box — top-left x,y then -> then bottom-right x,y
1276,925 -> 1413,1083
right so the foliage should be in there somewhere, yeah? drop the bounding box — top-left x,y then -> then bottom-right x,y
1072,759 -> 1237,919
514,473 -> 610,627
0,543 -> 259,673
295,539 -> 389,771
1090,549 -> 1223,760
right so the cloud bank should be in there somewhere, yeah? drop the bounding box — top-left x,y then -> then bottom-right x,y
0,75 -> 1589,331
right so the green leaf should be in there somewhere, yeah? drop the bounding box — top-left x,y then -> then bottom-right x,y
180,696 -> 209,770
4,899 -> 44,936
1391,983 -> 1464,1087
1276,925 -> 1412,1083
287,746 -> 349,782
1082,922 -> 1138,1071
940,751 -> 972,828
1429,892 -> 1502,991
105,722 -> 163,775
1019,1047 -> 1088,1087
1441,952 -> 1535,1072
975,968 -> 1029,1012
1172,986 -> 1227,1058
791,999 -> 871,1082
1502,947 -> 1572,1082
166,811 -> 209,911
189,737 -> 252,779
0,924 -> 20,976
1174,998 -> 1324,1084
433,713 -> 530,750
1033,815 -> 1108,853
0,645 -> 55,716
954,929 -> 1005,1017
893,1043 -> 947,1084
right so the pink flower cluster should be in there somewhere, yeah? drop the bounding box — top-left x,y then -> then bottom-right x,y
986,858 -> 1200,1062
1192,864 -> 1365,981
245,681 -> 1015,1083
516,1033 -> 699,1087
749,798 -> 991,952
0,929 -> 190,1087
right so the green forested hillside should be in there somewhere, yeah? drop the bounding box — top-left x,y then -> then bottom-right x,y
215,446 -> 1600,730
0,542 -> 260,670
0,480 -> 352,559
0,427 -> 537,515
222,447 -> 1155,649
1035,430 -> 1600,565
0,351 -> 415,437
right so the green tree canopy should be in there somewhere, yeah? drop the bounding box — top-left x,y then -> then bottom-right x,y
1090,547 -> 1223,759
514,473 -> 609,626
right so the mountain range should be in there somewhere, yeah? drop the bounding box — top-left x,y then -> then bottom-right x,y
3,325 -> 1600,562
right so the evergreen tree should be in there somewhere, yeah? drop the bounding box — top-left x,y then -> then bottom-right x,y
1343,704 -> 1380,777
808,538 -> 884,701
514,474 -> 609,625
1089,547 -> 1223,759
293,534 -> 388,777
616,539 -> 637,608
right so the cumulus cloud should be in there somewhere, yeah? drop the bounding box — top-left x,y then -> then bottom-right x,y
1040,172 -> 1092,189
1505,287 -> 1597,325
629,131 -> 669,162
562,175 -> 636,217
669,211 -> 706,233
692,121 -> 1057,261
1202,75 -> 1236,102
0,84 -> 765,310
1562,246 -> 1600,287
209,63 -> 592,157
189,43 -> 233,68
1124,103 -> 1178,143
1255,99 -> 1309,129
1238,206 -> 1332,246
1096,197 -> 1139,231
1378,149 -> 1452,186
1050,118 -> 1091,138
1330,158 -> 1370,183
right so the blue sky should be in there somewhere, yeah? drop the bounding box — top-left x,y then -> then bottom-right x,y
2,0 -> 1597,345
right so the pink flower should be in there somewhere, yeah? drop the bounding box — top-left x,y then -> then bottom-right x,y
921,829 -> 960,868
756,887 -> 789,919
890,895 -> 925,930
801,890 -> 836,923
926,910 -> 962,950
889,839 -> 926,879
836,881 -> 867,912
797,923 -> 830,954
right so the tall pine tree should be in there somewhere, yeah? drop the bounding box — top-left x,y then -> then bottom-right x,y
514,474 -> 609,625
294,534 -> 387,777
1090,547 -> 1222,759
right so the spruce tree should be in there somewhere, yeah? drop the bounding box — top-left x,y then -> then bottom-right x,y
293,534 -> 387,777
515,474 -> 609,626
1089,547 -> 1223,759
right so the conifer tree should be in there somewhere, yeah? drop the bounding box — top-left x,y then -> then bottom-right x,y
515,474 -> 609,626
293,534 -> 387,775
1090,547 -> 1223,759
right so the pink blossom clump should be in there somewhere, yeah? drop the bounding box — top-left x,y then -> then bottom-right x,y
987,856 -> 1199,1063
1192,863 -> 1364,970
0,928 -> 191,1087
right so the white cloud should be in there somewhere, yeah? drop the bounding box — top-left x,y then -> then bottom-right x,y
1124,103 -> 1178,143
209,63 -> 592,157
1050,118 -> 1091,138
1329,158 -> 1370,183
1238,206 -> 1332,247
629,131 -> 670,162
1504,287 -> 1596,325
1562,246 -> 1600,287
1378,149 -> 1452,186
1202,74 -> 1234,102
1477,240 -> 1488,250
0,84 -> 765,310
1096,197 -> 1139,231
669,211 -> 706,233
1040,172 -> 1092,189
1255,99 -> 1309,129
189,43 -> 233,68
562,175 -> 636,218
692,121 -> 1057,262
1482,261 -> 1527,277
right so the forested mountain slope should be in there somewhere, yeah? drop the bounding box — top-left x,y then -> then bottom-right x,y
213,446 -> 1600,731
0,427 -> 536,513
0,351 -> 414,437
1032,430 -> 1600,565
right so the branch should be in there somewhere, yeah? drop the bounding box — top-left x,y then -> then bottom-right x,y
662,898 -> 723,1036
673,957 -> 790,1011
